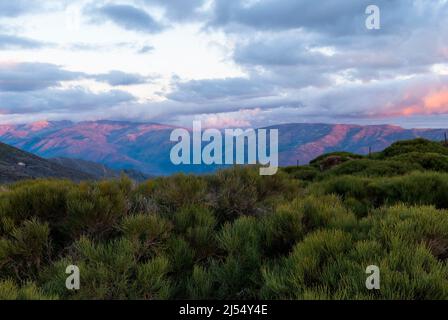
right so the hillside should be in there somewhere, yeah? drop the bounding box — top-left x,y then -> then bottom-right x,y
0,120 -> 447,175
0,142 -> 93,183
1,138 -> 448,300
50,157 -> 150,182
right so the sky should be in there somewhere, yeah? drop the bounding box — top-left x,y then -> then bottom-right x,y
0,0 -> 448,128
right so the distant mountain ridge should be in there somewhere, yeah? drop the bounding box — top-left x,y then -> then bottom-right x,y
49,157 -> 150,182
0,120 -> 447,175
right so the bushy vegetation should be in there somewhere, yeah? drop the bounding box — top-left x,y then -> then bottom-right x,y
1,138 -> 448,300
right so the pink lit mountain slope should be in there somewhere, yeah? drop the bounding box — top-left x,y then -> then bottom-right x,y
0,120 -> 447,175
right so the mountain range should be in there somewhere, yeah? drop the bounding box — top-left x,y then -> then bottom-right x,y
0,120 -> 447,175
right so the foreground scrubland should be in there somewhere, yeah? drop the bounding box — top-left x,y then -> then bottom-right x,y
1,138 -> 448,300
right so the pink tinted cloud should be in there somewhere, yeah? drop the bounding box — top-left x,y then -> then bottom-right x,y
374,83 -> 448,118
197,108 -> 262,129
201,115 -> 251,128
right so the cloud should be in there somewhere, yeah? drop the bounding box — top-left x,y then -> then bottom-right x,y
92,70 -> 153,86
0,62 -> 84,92
167,77 -> 277,103
234,33 -> 323,67
65,41 -> 150,54
87,4 -> 164,33
210,0 -> 446,36
140,0 -> 207,21
305,74 -> 448,119
0,62 -> 143,120
166,64 -> 333,106
0,1 -> 40,17
0,34 -> 49,50
158,72 -> 448,127
209,0 -> 366,34
0,87 -> 135,114
194,108 -> 262,128
0,0 -> 70,17
137,45 -> 154,54
0,62 -> 153,91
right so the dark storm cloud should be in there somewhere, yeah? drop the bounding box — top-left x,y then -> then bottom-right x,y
87,4 -> 164,33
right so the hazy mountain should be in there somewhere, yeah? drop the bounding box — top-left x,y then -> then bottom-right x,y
270,123 -> 448,165
50,157 -> 151,182
0,120 -> 447,175
0,120 -> 178,175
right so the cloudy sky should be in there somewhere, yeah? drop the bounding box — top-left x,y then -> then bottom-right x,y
0,0 -> 448,128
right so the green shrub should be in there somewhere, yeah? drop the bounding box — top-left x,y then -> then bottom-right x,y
313,172 -> 448,209
261,229 -> 353,299
381,138 -> 448,158
253,168 -> 300,201
65,180 -> 128,240
0,180 -> 73,224
282,165 -> 320,181
174,205 -> 216,258
217,216 -> 261,256
165,236 -> 195,275
366,205 -> 448,251
390,152 -> 448,172
211,167 -> 260,221
261,202 -> 305,257
322,159 -> 422,177
310,152 -> 364,165
128,180 -> 159,214
151,175 -> 208,214
136,256 -> 172,299
214,217 -> 262,299
121,214 -> 172,259
0,219 -> 50,281
300,195 -> 357,232
310,175 -> 370,200
368,172 -> 448,209
186,265 -> 214,299
0,279 -> 56,300
55,237 -> 139,299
